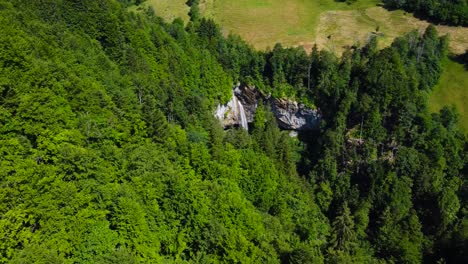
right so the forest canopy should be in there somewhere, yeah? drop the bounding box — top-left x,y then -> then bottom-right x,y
0,0 -> 466,263
384,0 -> 468,26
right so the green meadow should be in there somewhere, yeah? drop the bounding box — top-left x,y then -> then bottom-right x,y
199,0 -> 379,50
197,0 -> 467,54
131,0 -> 190,23
429,59 -> 468,133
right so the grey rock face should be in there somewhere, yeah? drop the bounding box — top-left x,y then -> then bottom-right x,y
233,84 -> 263,123
271,98 -> 321,131
215,84 -> 321,131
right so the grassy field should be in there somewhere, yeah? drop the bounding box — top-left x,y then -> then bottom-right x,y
315,7 -> 468,54
198,0 -> 467,54
138,1 -> 468,54
199,0 -> 379,51
429,59 -> 468,133
130,0 -> 190,23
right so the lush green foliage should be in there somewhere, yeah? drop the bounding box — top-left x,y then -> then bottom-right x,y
0,1 -> 326,263
384,0 -> 468,26
302,28 -> 467,263
0,0 -> 466,263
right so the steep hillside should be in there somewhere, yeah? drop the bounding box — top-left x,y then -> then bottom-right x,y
0,0 -> 466,263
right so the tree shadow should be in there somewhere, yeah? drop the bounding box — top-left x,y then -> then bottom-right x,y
450,52 -> 468,71
381,3 -> 466,27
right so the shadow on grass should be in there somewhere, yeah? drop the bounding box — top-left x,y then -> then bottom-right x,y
450,52 -> 468,71
381,3 -> 467,27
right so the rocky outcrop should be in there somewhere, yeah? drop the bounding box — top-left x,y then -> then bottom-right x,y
233,84 -> 264,123
215,84 -> 321,131
271,99 -> 320,131
215,90 -> 249,130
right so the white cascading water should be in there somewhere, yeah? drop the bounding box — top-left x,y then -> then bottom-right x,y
231,93 -> 248,130
215,90 -> 248,130
215,104 -> 228,121
236,98 -> 248,130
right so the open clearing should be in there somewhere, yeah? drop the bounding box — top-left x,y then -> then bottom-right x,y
132,0 -> 190,23
315,7 -> 468,54
429,59 -> 468,133
198,0 -> 467,54
140,0 -> 468,54
200,0 -> 379,51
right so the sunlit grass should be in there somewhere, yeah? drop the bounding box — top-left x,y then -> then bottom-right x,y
129,0 -> 190,23
429,58 -> 468,133
198,0 -> 467,54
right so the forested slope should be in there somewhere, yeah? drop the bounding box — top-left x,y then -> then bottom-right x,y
0,0 -> 466,263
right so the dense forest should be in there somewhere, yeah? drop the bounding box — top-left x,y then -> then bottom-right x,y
383,0 -> 468,26
0,0 -> 466,263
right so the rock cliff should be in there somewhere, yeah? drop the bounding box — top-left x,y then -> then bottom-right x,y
215,89 -> 249,130
271,98 -> 320,131
215,84 -> 321,131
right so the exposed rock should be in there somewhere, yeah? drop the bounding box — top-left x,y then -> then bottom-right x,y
233,84 -> 264,123
271,98 -> 320,131
215,84 -> 321,131
215,89 -> 248,130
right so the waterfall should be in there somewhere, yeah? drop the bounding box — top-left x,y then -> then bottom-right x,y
215,104 -> 228,121
214,89 -> 248,130
232,94 -> 248,130
237,98 -> 248,130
